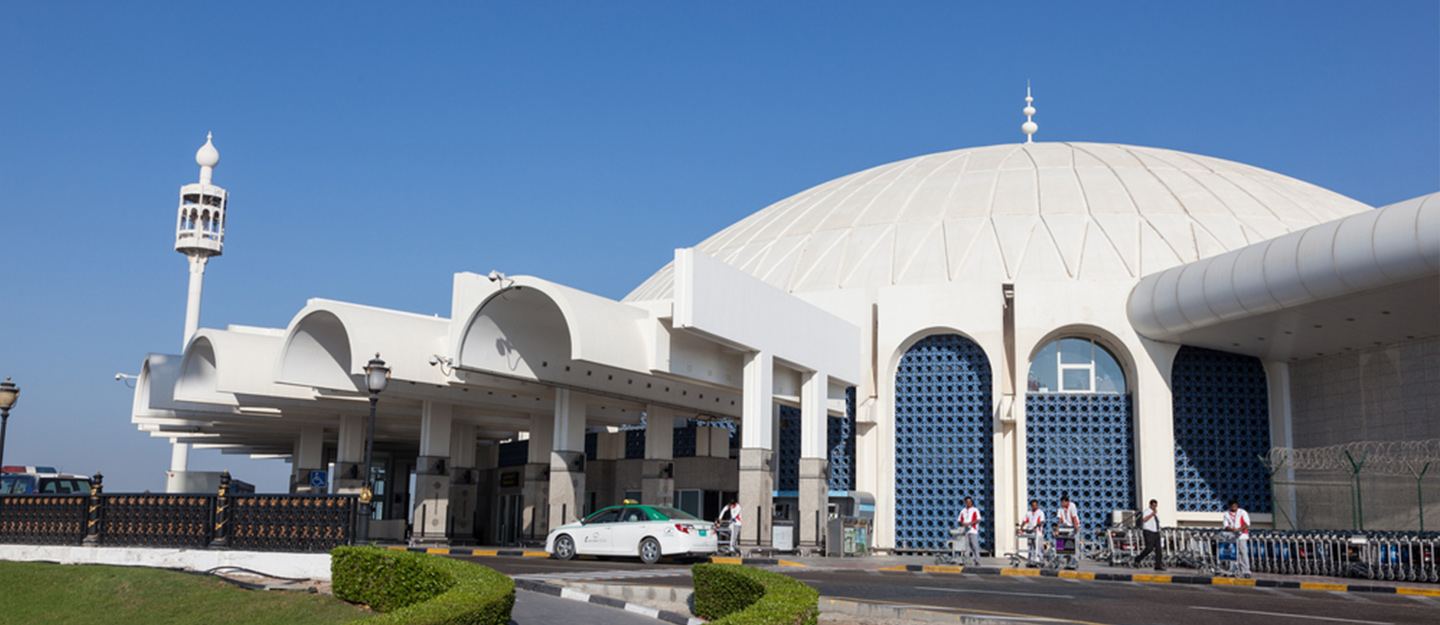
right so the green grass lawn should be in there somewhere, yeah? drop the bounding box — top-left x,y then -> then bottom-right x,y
0,561 -> 369,625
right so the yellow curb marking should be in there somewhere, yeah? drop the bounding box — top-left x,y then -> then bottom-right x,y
1132,574 -> 1172,583
1000,567 -> 1041,576
471,549 -> 498,556
1397,587 -> 1440,597
521,551 -> 550,557
1298,582 -> 1347,591
1211,577 -> 1255,587
777,559 -> 808,567
1057,570 -> 1095,580
710,557 -> 744,565
922,565 -> 966,574
425,548 -> 450,554
386,546 -> 407,551
877,565 -> 908,571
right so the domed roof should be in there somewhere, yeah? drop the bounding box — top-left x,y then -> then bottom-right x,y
625,142 -> 1372,302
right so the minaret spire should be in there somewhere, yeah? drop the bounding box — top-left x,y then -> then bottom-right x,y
1022,83 -> 1038,143
169,133 -> 230,490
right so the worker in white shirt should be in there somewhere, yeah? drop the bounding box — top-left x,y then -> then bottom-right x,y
1021,499 -> 1045,564
1055,493 -> 1080,553
954,496 -> 983,566
1223,499 -> 1252,578
717,499 -> 742,553
1134,499 -> 1164,571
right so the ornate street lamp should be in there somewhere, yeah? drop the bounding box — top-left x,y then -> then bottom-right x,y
356,355 -> 389,543
0,377 -> 19,473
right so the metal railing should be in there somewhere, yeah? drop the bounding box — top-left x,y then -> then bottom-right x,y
1091,526 -> 1440,583
0,487 -> 356,553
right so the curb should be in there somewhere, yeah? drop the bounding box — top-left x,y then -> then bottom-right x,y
707,556 -> 807,567
385,546 -> 549,558
514,578 -> 704,625
875,564 -> 1440,597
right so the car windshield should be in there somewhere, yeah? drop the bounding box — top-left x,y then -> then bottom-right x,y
0,477 -> 32,494
648,506 -> 701,521
583,509 -> 621,524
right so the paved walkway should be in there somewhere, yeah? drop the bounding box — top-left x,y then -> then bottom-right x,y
512,588 -> 670,625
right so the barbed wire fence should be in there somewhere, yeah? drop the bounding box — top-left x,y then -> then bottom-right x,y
1264,440 -> 1440,532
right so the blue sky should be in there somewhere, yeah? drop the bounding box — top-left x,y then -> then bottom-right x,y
1,2 -> 1436,492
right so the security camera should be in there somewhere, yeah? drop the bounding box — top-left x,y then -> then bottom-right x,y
487,270 -> 504,282
428,355 -> 439,366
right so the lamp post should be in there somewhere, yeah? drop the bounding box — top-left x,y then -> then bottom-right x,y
356,355 -> 389,544
0,377 -> 19,472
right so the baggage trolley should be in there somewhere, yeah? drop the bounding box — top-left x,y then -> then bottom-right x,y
935,527 -> 973,565
1049,526 -> 1079,570
1107,527 -> 1139,567
1007,524 -> 1045,568
714,521 -> 741,557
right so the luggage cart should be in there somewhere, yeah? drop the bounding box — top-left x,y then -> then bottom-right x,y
1007,524 -> 1046,568
935,527 -> 977,566
1048,526 -> 1079,570
1107,527 -> 1139,567
713,521 -> 741,557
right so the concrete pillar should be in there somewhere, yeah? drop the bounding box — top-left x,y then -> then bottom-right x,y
643,405 -> 676,507
523,412 -> 553,541
1136,338 -> 1180,527
740,351 -> 775,547
1264,360 -> 1295,530
412,402 -> 454,543
292,425 -> 325,493
335,414 -> 365,494
798,371 -> 829,549
448,422 -> 478,541
550,389 -> 587,529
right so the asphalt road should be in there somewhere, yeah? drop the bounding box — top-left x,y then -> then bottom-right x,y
456,555 -> 1440,625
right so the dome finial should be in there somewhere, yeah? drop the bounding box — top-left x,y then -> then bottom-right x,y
1022,83 -> 1038,143
196,132 -> 220,184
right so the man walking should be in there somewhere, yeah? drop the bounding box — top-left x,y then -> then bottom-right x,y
1223,499 -> 1252,578
954,496 -> 983,566
1056,493 -> 1080,554
1133,499 -> 1164,571
1021,499 -> 1045,564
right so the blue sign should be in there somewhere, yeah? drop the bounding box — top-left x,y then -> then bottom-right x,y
310,470 -> 328,489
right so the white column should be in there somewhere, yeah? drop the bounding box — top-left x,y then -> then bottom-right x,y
643,405 -> 676,507
293,425 -> 325,493
523,412 -> 553,539
1135,338 -> 1180,526
183,255 -> 208,347
413,401 -> 454,543
448,422 -> 478,540
1264,360 -> 1295,530
550,389 -> 587,528
739,351 -> 775,547
798,371 -> 830,549
335,414 -> 365,494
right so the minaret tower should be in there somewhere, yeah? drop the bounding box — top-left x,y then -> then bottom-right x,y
176,133 -> 227,346
1022,84 -> 1038,143
168,133 -> 228,486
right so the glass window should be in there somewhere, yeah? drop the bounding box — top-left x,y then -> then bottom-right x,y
1061,368 -> 1091,392
584,508 -> 621,524
649,506 -> 701,521
1028,338 -> 1126,394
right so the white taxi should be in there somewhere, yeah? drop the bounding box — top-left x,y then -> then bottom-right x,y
545,503 -> 717,564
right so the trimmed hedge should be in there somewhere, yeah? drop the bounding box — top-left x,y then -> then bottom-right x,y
692,563 -> 819,625
331,546 -> 515,625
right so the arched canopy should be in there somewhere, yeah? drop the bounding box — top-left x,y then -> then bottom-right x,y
177,327 -> 313,405
455,276 -> 650,380
277,298 -> 450,392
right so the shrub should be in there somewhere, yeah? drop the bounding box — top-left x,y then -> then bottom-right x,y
331,546 -> 515,625
692,563 -> 819,625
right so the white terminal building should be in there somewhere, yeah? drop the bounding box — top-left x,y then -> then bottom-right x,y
132,98 -> 1440,553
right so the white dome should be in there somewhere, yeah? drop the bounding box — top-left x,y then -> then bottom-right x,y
625,142 -> 1372,301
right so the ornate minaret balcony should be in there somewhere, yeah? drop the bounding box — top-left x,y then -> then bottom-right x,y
175,133 -> 228,257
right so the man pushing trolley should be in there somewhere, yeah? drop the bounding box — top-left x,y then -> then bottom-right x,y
951,496 -> 983,566
1223,499 -> 1252,578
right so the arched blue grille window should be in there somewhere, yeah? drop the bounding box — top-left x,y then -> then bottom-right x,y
1173,346 -> 1271,513
1025,338 -> 1135,540
894,334 -> 993,552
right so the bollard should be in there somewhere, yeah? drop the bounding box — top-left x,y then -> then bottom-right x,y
209,470 -> 231,549
82,472 -> 104,546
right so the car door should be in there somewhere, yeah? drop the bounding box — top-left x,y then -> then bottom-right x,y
576,508 -> 620,555
610,506 -> 654,558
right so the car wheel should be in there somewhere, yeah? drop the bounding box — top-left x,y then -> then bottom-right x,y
554,534 -> 576,561
639,537 -> 661,565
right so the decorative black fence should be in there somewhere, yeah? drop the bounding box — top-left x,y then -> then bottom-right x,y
0,483 -> 356,553
0,495 -> 87,545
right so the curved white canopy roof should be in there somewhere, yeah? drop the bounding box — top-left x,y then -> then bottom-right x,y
627,142 -> 1371,301
1128,192 -> 1440,359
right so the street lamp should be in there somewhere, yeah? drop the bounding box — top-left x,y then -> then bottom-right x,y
356,354 -> 389,544
0,377 -> 18,472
